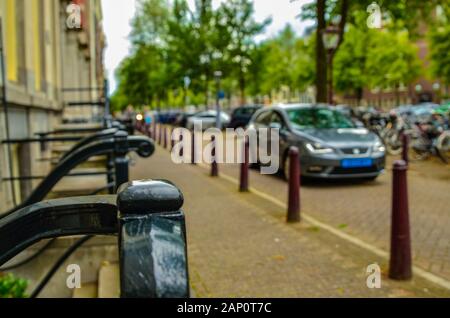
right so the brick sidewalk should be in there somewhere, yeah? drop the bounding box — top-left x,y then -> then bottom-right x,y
130,144 -> 450,297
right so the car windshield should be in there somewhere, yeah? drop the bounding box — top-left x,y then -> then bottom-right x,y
287,108 -> 356,129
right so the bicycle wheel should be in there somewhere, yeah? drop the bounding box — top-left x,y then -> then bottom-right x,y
384,129 -> 402,155
436,131 -> 450,164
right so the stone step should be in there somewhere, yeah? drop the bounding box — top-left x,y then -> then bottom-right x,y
72,282 -> 98,298
97,262 -> 120,298
48,174 -> 108,198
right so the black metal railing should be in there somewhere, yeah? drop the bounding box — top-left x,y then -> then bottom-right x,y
1,131 -> 154,216
0,179 -> 189,298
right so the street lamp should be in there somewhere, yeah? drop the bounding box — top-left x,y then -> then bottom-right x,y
214,71 -> 223,129
321,25 -> 340,105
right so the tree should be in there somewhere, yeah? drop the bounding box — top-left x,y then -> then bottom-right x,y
298,0 -> 440,103
216,0 -> 271,105
130,0 -> 170,47
365,30 -> 422,106
333,17 -> 368,103
429,4 -> 450,95
113,45 -> 167,108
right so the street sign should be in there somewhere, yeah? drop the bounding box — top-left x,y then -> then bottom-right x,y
217,90 -> 225,100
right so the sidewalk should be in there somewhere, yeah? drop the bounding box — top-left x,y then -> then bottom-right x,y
130,144 -> 450,297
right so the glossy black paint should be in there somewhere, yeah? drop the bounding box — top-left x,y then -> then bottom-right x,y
0,195 -> 117,266
117,180 -> 188,298
0,179 -> 189,298
117,180 -> 184,214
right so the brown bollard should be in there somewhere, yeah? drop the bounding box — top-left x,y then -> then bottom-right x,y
239,137 -> 249,192
287,147 -> 301,223
163,127 -> 168,149
389,160 -> 412,280
211,136 -> 219,177
152,123 -> 157,140
401,133 -> 409,165
191,132 -> 196,165
171,130 -> 175,151
179,133 -> 184,158
158,124 -> 163,145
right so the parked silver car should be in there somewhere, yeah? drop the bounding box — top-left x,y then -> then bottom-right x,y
248,104 -> 386,180
186,110 -> 231,130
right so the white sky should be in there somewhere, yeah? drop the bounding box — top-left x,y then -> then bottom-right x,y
101,0 -> 313,92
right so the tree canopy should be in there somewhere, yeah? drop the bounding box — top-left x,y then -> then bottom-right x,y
111,0 -> 444,111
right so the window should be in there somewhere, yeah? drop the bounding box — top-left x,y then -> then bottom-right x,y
254,111 -> 271,126
270,112 -> 285,127
287,108 -> 355,129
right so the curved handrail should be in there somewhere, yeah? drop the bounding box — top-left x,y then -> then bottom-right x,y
0,195 -> 117,266
60,128 -> 120,160
2,134 -> 154,216
0,179 -> 189,298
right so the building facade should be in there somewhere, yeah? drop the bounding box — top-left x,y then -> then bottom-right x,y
0,0 -> 105,211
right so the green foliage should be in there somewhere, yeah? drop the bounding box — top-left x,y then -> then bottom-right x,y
0,273 -> 28,298
257,25 -> 314,98
429,5 -> 450,85
112,0 -> 439,109
365,30 -> 422,91
333,24 -> 367,98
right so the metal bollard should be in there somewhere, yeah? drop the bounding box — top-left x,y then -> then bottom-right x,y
163,127 -> 168,149
191,132 -> 196,165
401,133 -> 409,164
239,137 -> 249,192
211,135 -> 218,177
389,160 -> 412,280
152,123 -> 156,140
179,133 -> 184,158
171,129 -> 175,151
287,147 -> 301,223
158,124 -> 163,145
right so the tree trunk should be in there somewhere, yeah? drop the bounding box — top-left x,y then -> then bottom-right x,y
315,0 -> 327,103
356,87 -> 363,105
315,0 -> 349,104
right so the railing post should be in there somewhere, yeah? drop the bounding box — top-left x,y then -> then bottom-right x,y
211,135 -> 218,177
114,131 -> 130,192
239,136 -> 249,192
106,154 -> 115,194
287,147 -> 301,223
117,180 -> 189,298
389,160 -> 412,280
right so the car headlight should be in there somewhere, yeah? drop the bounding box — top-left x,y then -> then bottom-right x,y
372,140 -> 386,153
305,142 -> 334,154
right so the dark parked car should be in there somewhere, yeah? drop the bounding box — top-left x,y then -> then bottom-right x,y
248,104 -> 386,180
228,105 -> 262,129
